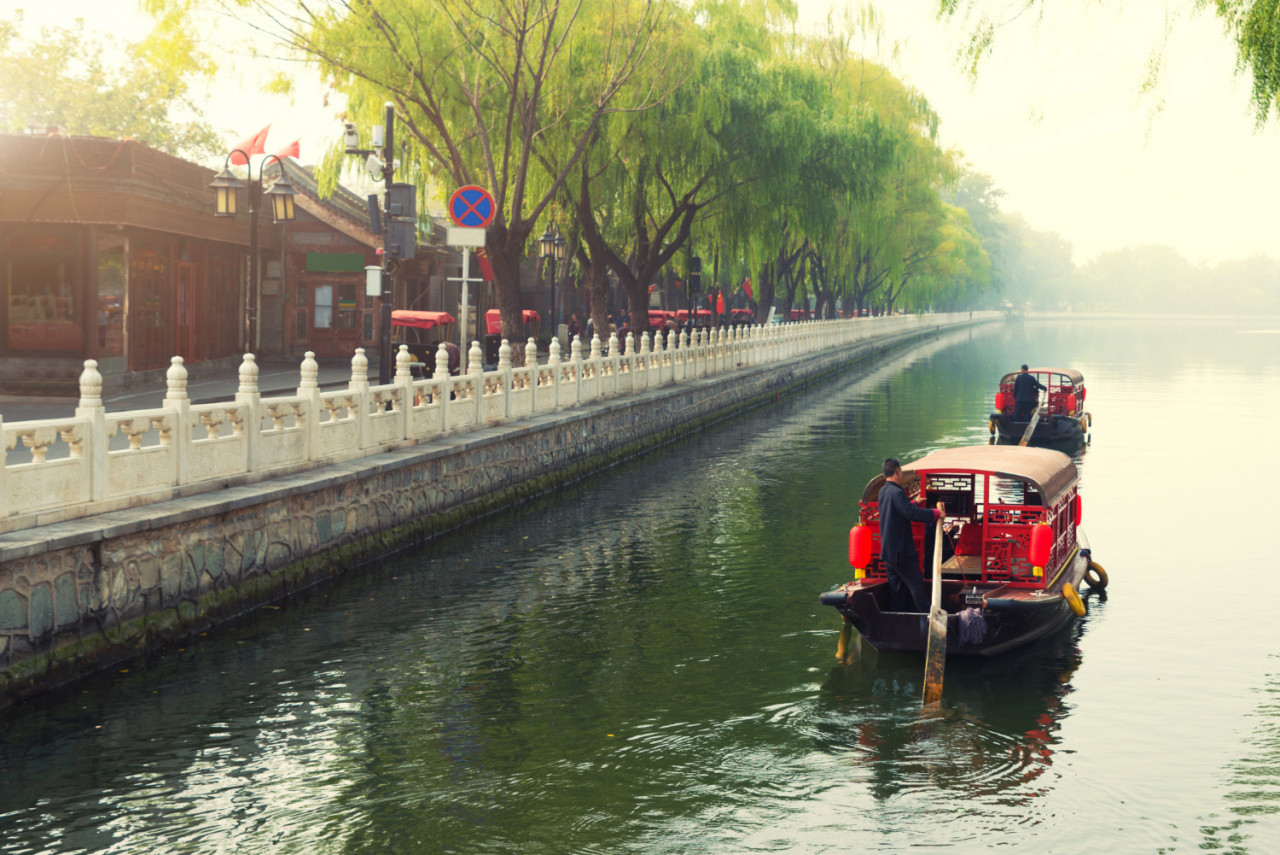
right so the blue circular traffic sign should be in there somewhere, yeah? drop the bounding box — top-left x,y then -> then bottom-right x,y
448,185 -> 495,228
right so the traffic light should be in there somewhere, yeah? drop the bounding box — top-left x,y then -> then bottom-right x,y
689,256 -> 701,292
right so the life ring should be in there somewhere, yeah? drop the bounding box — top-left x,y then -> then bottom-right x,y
1079,417 -> 1087,433
1063,582 -> 1086,617
1084,560 -> 1108,590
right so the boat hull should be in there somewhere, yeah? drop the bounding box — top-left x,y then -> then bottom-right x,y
820,553 -> 1090,658
991,412 -> 1085,444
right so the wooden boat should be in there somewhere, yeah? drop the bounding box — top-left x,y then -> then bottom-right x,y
989,368 -> 1092,444
819,446 -> 1106,657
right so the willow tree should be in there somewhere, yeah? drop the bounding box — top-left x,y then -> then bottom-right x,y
559,0 -> 832,335
203,0 -> 673,349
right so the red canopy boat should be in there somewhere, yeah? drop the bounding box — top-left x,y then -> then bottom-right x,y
819,445 -> 1107,657
990,367 -> 1092,446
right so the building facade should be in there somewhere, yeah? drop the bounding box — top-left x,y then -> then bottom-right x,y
0,134 -> 266,395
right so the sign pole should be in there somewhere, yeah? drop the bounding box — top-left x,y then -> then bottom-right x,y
459,247 -> 471,352
446,185 -> 495,358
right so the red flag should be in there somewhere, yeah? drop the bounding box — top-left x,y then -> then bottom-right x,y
742,276 -> 753,301
272,139 -> 300,160
476,250 -> 494,282
229,125 -> 270,165
715,291 -> 726,314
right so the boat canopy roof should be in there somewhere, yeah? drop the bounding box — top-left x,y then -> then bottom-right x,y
999,367 -> 1084,386
391,310 -> 456,330
860,445 -> 1078,506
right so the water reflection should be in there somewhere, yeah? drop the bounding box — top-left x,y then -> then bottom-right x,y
815,609 -> 1090,808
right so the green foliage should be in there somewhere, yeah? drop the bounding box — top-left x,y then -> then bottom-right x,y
0,12 -> 220,158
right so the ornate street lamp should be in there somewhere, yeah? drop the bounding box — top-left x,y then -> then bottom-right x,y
539,225 -> 560,344
210,152 -> 297,352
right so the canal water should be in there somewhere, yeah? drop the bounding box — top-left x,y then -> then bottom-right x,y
2,317 -> 1278,854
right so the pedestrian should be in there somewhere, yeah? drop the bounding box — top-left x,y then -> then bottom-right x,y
878,458 -> 944,612
568,313 -> 582,338
1012,364 -> 1046,421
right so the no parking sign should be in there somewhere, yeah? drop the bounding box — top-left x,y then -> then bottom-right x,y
448,185 -> 495,229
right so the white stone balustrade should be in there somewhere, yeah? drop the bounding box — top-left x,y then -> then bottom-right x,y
0,313 -> 994,533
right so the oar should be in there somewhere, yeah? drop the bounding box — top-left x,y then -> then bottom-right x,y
1018,404 -> 1041,447
922,510 -> 947,707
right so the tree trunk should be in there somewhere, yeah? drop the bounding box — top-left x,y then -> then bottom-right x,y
486,222 -> 533,367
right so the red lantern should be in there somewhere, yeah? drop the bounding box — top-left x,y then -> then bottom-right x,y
1074,495 -> 1082,527
849,525 -> 872,568
994,392 -> 1006,412
1080,386 -> 1087,402
1066,393 -> 1078,412
1029,523 -> 1052,568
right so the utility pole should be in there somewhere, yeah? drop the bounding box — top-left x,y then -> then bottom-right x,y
343,102 -> 416,385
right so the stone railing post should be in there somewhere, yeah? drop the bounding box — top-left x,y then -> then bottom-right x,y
607,330 -> 620,391
162,356 -> 190,486
468,339 -> 484,423
525,337 -> 538,374
498,338 -> 512,419
433,341 -> 452,426
396,344 -> 414,437
349,347 -> 370,450
73,359 -> 107,503
548,335 -> 563,409
235,353 -> 262,472
297,351 -> 322,460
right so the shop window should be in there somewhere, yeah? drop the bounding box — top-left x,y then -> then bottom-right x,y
336,283 -> 358,329
314,284 -> 334,329
5,232 -> 80,352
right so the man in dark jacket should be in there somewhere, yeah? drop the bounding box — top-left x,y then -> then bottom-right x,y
878,458 -> 944,612
1012,364 -> 1046,421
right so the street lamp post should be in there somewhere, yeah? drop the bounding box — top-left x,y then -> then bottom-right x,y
539,226 -> 564,345
210,152 -> 297,353
688,255 -> 701,335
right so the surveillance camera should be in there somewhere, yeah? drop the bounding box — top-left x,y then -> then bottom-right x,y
342,122 -> 359,153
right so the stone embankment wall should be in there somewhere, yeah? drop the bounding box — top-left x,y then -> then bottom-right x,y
0,314 -> 995,707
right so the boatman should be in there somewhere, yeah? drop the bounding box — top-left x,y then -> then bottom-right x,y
1012,364 -> 1047,421
878,459 -> 945,612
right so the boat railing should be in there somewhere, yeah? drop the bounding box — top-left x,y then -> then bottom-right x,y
857,498 -> 1078,588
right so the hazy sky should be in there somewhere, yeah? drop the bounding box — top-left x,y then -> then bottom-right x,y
5,0 -> 1278,266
